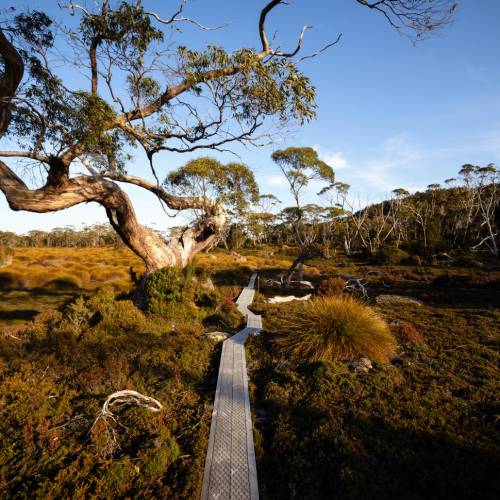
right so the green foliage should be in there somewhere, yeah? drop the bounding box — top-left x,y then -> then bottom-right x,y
178,45 -> 317,125
272,147 -> 335,198
5,3 -> 319,178
13,11 -> 54,48
80,2 -> 164,53
165,157 -> 259,214
272,296 -> 397,363
88,288 -> 147,334
0,289 -> 215,498
61,296 -> 92,336
145,267 -> 188,317
141,428 -> 180,480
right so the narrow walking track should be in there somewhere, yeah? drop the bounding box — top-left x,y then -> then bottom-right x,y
201,273 -> 262,500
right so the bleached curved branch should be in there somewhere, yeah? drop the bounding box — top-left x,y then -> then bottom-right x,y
60,2 -> 91,17
296,33 -> 343,62
100,390 -> 163,418
274,24 -> 312,58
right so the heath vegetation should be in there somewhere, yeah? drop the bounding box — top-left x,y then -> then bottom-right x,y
0,0 -> 498,498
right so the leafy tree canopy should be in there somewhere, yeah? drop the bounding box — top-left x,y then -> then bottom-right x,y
165,157 -> 259,215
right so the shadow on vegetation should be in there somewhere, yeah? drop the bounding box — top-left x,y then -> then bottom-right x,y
0,290 -> 219,498
0,309 -> 40,322
257,411 -> 499,500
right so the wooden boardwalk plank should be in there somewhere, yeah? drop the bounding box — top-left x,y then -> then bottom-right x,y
201,273 -> 261,500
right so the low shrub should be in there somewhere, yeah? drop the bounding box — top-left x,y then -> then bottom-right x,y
61,296 -> 94,336
44,276 -> 81,290
453,255 -> 483,268
272,296 -> 397,363
372,247 -> 410,265
87,289 -> 147,335
203,309 -> 241,331
402,254 -> 422,266
145,267 -> 188,317
390,320 -> 425,344
0,271 -> 27,289
0,289 -> 215,498
316,277 -> 346,297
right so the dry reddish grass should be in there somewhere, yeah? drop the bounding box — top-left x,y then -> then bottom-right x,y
390,320 -> 425,344
2,247 -> 144,290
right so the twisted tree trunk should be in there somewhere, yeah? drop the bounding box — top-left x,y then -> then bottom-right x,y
0,162 -> 225,271
0,31 -> 225,272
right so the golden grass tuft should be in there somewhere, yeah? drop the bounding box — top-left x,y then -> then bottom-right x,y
273,296 -> 397,364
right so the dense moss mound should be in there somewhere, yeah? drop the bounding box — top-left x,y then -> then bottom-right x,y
0,289 -> 218,498
247,288 -> 500,500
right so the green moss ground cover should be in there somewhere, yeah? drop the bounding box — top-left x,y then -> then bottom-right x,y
246,263 -> 500,500
0,275 -> 245,498
0,247 -> 498,499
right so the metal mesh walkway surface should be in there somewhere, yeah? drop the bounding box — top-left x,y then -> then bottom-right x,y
201,273 -> 262,500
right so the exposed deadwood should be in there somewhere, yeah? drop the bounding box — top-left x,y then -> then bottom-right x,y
90,389 -> 163,458
99,390 -> 163,419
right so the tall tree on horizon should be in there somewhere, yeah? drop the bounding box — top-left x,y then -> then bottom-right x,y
0,0 -> 457,273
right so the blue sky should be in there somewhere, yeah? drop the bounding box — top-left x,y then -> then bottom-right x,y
1,0 -> 500,233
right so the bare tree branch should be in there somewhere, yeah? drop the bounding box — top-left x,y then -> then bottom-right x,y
355,0 -> 457,39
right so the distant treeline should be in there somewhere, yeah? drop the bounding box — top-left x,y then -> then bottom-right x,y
2,167 -> 498,260
0,224 -> 121,248
224,165 -> 500,259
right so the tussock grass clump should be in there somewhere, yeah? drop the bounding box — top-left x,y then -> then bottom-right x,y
273,296 -> 397,363
0,271 -> 27,289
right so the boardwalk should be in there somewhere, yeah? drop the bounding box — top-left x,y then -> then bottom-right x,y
201,273 -> 262,500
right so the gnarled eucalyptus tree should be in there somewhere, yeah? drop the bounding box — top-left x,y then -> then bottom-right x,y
0,1 -> 457,271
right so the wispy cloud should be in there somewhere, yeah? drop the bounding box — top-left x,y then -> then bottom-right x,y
314,148 -> 348,170
315,130 -> 500,203
315,134 -> 422,198
264,175 -> 288,188
465,64 -> 500,88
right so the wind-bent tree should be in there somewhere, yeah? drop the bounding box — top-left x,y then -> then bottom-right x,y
0,0 -> 457,272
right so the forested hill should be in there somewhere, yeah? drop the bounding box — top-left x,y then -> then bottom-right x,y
1,171 -> 498,261
353,180 -> 499,257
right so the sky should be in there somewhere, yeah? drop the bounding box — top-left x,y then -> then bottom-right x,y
1,0 -> 500,234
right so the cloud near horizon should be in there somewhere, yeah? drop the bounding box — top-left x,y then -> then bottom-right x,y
314,131 -> 500,203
